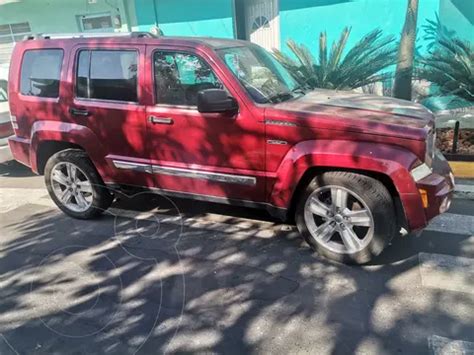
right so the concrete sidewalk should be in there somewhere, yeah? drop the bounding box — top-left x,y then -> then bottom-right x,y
455,178 -> 474,200
0,141 -> 12,164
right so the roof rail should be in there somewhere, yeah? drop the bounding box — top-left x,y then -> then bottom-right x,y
23,32 -> 158,40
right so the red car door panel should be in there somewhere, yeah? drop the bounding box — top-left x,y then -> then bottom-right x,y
145,46 -> 266,202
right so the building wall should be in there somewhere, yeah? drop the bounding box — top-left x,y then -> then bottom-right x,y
0,0 -> 132,65
439,0 -> 474,42
0,0 -> 131,34
279,0 -> 441,53
134,0 -> 235,38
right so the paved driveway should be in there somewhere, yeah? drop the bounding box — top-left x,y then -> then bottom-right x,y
0,161 -> 473,354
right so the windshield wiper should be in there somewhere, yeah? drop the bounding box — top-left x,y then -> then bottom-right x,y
266,91 -> 294,103
291,83 -> 309,96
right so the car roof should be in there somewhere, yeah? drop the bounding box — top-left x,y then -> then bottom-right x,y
160,36 -> 250,49
22,33 -> 251,50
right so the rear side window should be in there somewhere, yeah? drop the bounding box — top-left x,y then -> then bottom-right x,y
76,50 -> 138,102
20,49 -> 63,98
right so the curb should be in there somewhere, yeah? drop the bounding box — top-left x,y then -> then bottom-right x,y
449,161 -> 474,179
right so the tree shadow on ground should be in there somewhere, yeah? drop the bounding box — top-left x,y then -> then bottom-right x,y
0,160 -> 36,178
0,191 -> 472,354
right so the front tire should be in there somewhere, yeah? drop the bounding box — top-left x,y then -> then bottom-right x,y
295,171 -> 396,264
44,149 -> 113,219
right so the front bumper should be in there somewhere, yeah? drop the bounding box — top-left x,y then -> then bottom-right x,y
410,152 -> 455,229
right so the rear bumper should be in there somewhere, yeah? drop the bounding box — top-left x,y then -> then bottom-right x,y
8,135 -> 31,168
403,152 -> 455,231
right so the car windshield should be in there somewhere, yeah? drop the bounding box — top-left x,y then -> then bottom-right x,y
217,45 -> 305,104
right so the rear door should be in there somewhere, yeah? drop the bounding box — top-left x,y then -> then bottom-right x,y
144,45 -> 266,202
68,44 -> 152,187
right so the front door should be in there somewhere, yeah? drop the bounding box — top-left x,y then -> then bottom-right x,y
145,46 -> 266,202
245,0 -> 280,50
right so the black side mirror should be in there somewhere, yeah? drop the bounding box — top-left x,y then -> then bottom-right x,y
197,89 -> 238,113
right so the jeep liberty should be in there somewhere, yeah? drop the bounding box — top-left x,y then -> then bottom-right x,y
7,32 -> 454,263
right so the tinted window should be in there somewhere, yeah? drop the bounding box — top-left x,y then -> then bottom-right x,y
20,49 -> 63,98
76,50 -> 138,102
154,51 -> 222,106
76,51 -> 90,99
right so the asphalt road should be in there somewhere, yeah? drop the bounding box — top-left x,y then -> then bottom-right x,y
0,161 -> 473,355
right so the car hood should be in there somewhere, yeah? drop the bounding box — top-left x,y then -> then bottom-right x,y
271,89 -> 434,140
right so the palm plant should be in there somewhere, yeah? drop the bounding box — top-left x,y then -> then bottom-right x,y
393,0 -> 419,100
422,12 -> 457,51
417,37 -> 473,102
273,27 -> 397,90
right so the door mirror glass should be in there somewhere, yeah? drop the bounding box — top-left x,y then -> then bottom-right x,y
197,89 -> 238,113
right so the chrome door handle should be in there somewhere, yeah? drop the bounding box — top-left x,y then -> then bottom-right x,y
69,108 -> 91,117
149,116 -> 173,125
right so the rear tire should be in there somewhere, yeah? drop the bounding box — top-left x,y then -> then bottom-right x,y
44,149 -> 113,219
295,171 -> 396,264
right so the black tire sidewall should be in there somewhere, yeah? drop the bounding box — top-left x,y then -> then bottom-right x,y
296,171 -> 396,264
44,149 -> 113,219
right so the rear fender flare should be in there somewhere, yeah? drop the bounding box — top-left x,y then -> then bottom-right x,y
30,121 -> 109,177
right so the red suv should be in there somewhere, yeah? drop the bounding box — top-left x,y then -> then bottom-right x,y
8,33 -> 454,263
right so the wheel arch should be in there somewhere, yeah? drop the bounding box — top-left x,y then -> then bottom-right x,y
269,140 -> 422,228
286,166 -> 407,230
36,141 -> 85,174
29,121 -> 107,176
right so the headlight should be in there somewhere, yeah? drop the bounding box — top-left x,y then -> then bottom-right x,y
425,130 -> 436,167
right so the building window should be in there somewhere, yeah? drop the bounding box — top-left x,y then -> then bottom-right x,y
76,50 -> 138,102
20,49 -> 63,98
78,13 -> 114,32
0,22 -> 31,43
0,22 -> 31,64
252,16 -> 270,30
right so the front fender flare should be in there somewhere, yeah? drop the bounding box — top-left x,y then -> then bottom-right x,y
269,140 -> 426,229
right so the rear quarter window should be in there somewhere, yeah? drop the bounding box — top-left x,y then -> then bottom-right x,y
20,49 -> 63,98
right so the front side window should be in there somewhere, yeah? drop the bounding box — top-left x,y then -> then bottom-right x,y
154,51 -> 223,106
218,45 -> 302,104
20,49 -> 63,98
76,50 -> 138,102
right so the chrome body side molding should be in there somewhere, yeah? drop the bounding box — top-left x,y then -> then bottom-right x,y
152,165 -> 257,186
112,160 -> 153,174
112,159 -> 257,186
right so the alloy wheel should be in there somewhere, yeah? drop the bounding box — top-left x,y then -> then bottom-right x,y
50,162 -> 93,213
303,185 -> 374,254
